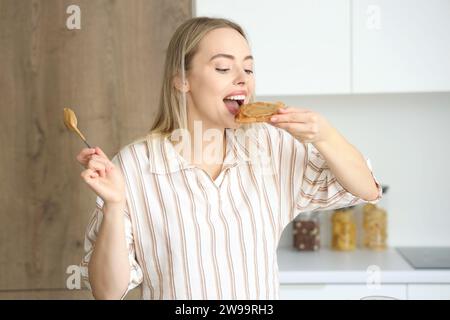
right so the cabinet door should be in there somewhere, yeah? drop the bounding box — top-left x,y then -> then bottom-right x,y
352,0 -> 450,93
195,0 -> 351,95
280,284 -> 407,300
408,284 -> 450,300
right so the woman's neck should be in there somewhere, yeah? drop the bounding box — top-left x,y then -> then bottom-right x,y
187,120 -> 226,167
168,119 -> 226,167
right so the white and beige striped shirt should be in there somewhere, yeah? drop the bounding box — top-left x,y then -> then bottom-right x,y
80,123 -> 382,300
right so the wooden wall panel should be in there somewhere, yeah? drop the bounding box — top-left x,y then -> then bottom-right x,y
0,0 -> 192,293
0,287 -> 141,300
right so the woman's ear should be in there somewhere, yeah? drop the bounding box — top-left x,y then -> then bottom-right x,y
173,75 -> 190,93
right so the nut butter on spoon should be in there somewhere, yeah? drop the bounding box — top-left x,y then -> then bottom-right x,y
63,108 -> 92,148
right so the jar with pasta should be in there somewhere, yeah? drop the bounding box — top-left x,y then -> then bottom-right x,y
363,186 -> 389,250
293,212 -> 320,251
331,207 -> 356,251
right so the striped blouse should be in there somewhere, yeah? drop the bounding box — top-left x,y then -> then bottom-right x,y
80,123 -> 382,300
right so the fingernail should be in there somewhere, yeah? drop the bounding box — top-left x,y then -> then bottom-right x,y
270,117 -> 277,122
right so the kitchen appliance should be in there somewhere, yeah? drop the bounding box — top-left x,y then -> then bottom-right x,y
396,247 -> 450,269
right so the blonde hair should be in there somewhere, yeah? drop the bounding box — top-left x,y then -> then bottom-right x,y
147,17 -> 252,138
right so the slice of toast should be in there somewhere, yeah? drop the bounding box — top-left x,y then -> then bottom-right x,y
235,101 -> 285,123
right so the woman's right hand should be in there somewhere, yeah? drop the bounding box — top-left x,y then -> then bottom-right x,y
77,147 -> 126,205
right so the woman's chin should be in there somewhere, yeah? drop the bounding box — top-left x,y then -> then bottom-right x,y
226,119 -> 241,130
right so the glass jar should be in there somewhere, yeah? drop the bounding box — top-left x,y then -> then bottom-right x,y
293,212 -> 320,251
331,207 -> 356,251
363,186 -> 389,251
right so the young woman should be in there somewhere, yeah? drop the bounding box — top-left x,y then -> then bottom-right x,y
78,17 -> 381,300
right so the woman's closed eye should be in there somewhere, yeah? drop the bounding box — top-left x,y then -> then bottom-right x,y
215,68 -> 254,74
215,68 -> 230,73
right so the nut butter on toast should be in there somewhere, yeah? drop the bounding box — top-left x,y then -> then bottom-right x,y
235,101 -> 285,123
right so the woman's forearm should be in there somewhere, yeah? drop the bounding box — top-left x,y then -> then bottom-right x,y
313,127 -> 379,201
269,108 -> 380,201
88,201 -> 131,300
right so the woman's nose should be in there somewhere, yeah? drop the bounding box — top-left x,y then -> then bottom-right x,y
234,70 -> 247,85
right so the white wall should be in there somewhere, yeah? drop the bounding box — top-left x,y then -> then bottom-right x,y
269,92 -> 450,247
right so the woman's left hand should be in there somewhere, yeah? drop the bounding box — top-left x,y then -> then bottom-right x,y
269,107 -> 334,143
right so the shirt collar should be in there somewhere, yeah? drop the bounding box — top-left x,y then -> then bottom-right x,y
147,128 -> 253,174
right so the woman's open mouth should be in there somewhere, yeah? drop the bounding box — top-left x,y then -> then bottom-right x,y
223,95 -> 245,115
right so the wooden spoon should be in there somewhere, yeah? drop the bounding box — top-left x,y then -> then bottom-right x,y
63,108 -> 92,148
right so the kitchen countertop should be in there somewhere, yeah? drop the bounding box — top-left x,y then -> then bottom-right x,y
277,246 -> 450,284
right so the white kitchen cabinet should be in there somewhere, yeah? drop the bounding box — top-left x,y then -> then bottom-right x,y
280,284 -> 407,300
277,247 -> 450,300
195,0 -> 450,95
352,0 -> 450,93
195,0 -> 351,96
407,284 -> 450,300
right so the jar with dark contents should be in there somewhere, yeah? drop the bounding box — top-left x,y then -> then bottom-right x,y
293,212 -> 320,251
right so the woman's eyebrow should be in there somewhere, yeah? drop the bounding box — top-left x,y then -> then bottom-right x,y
209,53 -> 254,61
